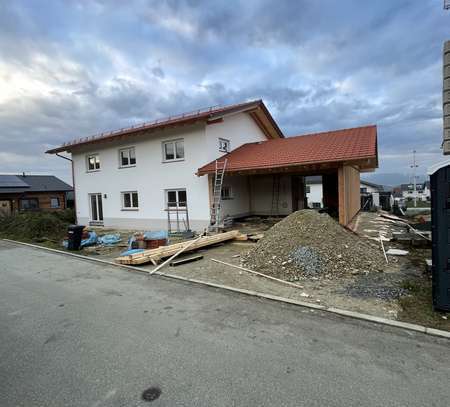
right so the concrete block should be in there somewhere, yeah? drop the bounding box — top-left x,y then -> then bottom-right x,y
443,140 -> 450,155
444,90 -> 450,104
445,41 -> 450,54
426,327 -> 450,339
445,78 -> 450,91
444,103 -> 450,116
444,65 -> 450,79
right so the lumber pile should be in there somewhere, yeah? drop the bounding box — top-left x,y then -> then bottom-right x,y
115,230 -> 246,265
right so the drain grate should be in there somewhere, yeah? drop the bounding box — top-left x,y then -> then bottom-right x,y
141,387 -> 161,402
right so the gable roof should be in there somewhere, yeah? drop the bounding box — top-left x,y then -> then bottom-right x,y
360,179 -> 384,190
46,99 -> 283,154
0,175 -> 72,194
197,125 -> 378,175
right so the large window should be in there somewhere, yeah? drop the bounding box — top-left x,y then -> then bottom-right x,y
166,189 -> 187,208
121,191 -> 139,209
50,197 -> 61,208
119,147 -> 136,167
163,139 -> 184,162
19,198 -> 39,210
87,154 -> 100,171
219,138 -> 230,153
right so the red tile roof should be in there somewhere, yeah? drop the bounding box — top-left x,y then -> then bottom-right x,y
197,125 -> 378,175
46,99 -> 283,154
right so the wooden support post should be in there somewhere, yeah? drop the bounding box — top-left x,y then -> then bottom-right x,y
338,165 -> 361,226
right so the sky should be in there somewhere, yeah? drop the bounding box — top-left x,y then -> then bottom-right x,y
0,0 -> 449,186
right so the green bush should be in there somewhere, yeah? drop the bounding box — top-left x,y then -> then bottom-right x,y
0,211 -> 72,242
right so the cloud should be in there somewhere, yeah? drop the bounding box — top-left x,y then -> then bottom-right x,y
0,0 -> 448,184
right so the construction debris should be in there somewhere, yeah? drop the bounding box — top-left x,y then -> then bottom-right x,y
170,255 -> 204,267
242,210 -> 386,281
386,248 -> 409,256
115,230 -> 246,265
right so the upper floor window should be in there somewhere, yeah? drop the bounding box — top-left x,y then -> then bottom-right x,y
87,154 -> 100,171
163,139 -> 184,162
219,138 -> 230,153
119,147 -> 136,168
121,191 -> 139,209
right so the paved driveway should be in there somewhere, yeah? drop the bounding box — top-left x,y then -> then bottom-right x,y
0,240 -> 449,407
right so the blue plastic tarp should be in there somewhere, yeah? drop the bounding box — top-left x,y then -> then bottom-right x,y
80,231 -> 98,248
120,248 -> 145,256
143,230 -> 168,240
98,234 -> 121,246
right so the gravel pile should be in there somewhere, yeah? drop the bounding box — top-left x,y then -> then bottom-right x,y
242,210 -> 386,281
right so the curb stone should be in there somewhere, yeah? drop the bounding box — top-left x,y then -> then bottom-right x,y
2,238 -> 449,340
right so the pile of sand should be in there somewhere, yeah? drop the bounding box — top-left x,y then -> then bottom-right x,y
242,210 -> 385,281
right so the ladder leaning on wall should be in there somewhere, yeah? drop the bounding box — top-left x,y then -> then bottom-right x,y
209,159 -> 228,230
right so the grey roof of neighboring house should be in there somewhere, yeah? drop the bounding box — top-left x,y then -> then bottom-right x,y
305,175 -> 322,185
0,175 -> 72,194
360,179 -> 384,191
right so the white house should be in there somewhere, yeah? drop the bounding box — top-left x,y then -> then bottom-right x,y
395,181 -> 431,203
47,100 -> 379,229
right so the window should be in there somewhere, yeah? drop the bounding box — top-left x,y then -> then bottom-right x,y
163,139 -> 184,161
121,191 -> 139,209
50,197 -> 60,208
221,186 -> 233,200
119,147 -> 136,167
312,202 -> 321,209
360,187 -> 367,193
305,186 -> 311,194
87,154 -> 100,171
90,194 -> 103,222
19,198 -> 39,210
166,189 -> 187,208
219,138 -> 230,153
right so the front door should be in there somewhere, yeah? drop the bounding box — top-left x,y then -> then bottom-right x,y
90,194 -> 103,222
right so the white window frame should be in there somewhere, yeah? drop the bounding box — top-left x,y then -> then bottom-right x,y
50,197 -> 61,208
86,153 -> 100,172
165,189 -> 187,208
218,138 -> 230,153
119,147 -> 136,168
162,139 -> 185,162
121,191 -> 139,210
221,185 -> 233,200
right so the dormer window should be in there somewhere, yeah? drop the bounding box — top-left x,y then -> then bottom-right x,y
87,154 -> 100,171
219,138 -> 230,153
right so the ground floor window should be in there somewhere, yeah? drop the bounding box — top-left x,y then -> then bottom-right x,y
221,186 -> 233,200
19,198 -> 39,210
166,189 -> 187,208
121,191 -> 139,209
50,197 -> 61,208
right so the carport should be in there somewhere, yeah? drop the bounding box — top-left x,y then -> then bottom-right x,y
197,125 -> 378,226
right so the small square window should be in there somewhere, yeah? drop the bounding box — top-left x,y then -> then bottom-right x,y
221,186 -> 233,200
163,139 -> 184,161
122,191 -> 139,209
50,197 -> 60,208
87,154 -> 100,171
219,138 -> 230,153
119,147 -> 136,168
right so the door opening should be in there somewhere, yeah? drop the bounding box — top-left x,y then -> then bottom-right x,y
90,193 -> 103,223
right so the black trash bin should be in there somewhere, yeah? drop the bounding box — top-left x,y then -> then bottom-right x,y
67,225 -> 85,250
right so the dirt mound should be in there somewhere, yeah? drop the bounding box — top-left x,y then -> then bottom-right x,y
242,210 -> 385,281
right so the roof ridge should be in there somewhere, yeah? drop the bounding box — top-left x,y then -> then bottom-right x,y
288,124 -> 377,139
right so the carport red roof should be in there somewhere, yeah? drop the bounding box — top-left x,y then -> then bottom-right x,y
197,125 -> 378,175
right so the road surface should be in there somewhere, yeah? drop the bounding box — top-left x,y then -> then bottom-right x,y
0,240 -> 449,406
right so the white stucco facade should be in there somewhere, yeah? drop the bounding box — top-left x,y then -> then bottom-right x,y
71,112 -> 267,230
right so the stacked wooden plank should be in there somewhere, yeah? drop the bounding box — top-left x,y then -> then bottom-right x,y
115,230 -> 246,265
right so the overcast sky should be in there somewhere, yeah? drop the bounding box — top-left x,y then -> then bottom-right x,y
0,0 -> 449,185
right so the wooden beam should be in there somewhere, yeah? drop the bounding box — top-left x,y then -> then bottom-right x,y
338,165 -> 361,226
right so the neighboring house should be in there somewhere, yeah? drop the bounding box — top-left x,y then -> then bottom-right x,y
395,181 -> 431,203
46,100 -> 378,229
305,178 -> 391,210
0,174 -> 73,216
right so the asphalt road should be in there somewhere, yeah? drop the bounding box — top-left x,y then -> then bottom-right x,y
0,240 -> 449,407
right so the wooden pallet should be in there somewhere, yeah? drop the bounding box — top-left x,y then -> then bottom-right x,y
115,230 -> 246,265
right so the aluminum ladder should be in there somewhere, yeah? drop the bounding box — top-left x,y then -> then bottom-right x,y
210,159 -> 228,229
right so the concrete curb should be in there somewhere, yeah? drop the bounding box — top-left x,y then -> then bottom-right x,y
3,238 -> 450,340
